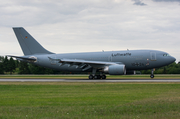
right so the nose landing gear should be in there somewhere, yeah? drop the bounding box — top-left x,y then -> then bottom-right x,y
150,74 -> 154,78
150,69 -> 154,78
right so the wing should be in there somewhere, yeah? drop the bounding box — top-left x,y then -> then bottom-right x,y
48,57 -> 122,71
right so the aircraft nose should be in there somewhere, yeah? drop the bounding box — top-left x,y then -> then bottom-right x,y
170,56 -> 176,63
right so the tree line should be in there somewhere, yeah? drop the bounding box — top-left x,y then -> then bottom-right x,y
141,62 -> 180,74
0,56 -> 179,74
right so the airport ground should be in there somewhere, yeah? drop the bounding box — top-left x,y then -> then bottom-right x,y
0,75 -> 180,119
0,74 -> 180,79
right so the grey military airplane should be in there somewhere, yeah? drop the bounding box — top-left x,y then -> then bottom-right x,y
7,27 -> 176,79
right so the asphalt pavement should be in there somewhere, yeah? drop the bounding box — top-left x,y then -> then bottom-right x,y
0,78 -> 180,82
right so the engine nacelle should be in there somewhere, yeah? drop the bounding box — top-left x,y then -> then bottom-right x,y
103,64 -> 126,75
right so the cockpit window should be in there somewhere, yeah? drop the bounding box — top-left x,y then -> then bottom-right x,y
163,54 -> 169,56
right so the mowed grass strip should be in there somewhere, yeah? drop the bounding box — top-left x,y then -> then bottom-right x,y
0,74 -> 180,79
0,83 -> 180,119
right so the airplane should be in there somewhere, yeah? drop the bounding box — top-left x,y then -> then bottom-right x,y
7,27 -> 176,79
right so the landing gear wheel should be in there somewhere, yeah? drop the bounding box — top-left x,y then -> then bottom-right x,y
94,75 -> 101,79
150,69 -> 155,79
101,75 -> 106,79
89,75 -> 94,79
150,74 -> 154,79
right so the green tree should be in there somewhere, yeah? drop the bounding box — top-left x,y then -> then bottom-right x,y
0,56 -> 4,74
29,64 -> 45,74
15,60 -> 19,68
141,69 -> 151,74
9,57 -> 16,74
141,61 -> 180,74
3,56 -> 9,73
163,66 -> 167,74
29,64 -> 58,74
18,61 -> 30,74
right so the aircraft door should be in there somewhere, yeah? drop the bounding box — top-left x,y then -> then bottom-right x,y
150,52 -> 156,61
108,56 -> 112,62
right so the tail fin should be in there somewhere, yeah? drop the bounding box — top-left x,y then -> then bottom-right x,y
13,27 -> 53,55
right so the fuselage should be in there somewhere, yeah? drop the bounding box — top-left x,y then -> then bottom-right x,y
26,50 -> 175,72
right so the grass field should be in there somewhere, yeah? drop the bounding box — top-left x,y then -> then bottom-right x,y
0,82 -> 180,119
0,74 -> 180,79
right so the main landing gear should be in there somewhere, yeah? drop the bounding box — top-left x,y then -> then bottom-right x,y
88,68 -> 106,79
89,75 -> 106,79
150,69 -> 154,78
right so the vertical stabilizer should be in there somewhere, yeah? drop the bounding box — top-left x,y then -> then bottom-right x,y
13,27 -> 53,55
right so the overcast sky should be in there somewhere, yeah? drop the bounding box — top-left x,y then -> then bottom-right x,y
0,0 -> 180,62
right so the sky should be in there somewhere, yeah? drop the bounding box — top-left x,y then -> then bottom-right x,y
0,0 -> 180,62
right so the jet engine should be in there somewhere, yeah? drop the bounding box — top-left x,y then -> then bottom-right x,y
103,64 -> 126,75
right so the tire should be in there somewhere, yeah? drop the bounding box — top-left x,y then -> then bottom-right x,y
89,75 -> 94,79
150,74 -> 154,79
102,75 -> 106,79
94,75 -> 101,79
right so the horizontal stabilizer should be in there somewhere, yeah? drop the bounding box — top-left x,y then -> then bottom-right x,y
7,55 -> 37,61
